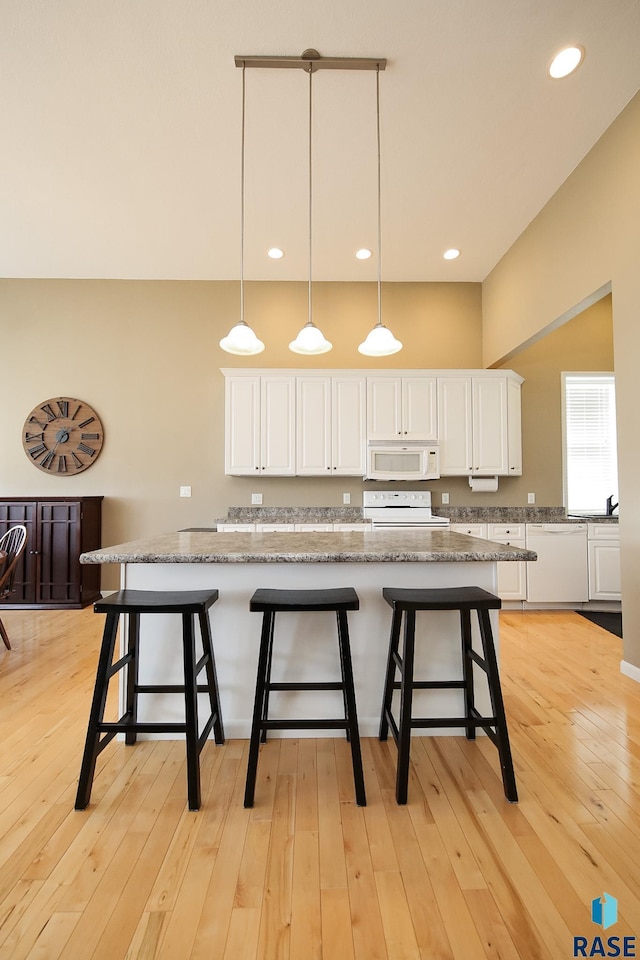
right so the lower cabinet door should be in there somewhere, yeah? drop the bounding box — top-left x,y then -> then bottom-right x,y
588,540 -> 621,600
495,538 -> 527,600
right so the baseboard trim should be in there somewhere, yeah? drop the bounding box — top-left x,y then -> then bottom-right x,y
620,660 -> 640,684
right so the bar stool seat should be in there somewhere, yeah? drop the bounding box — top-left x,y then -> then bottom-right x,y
244,586 -> 366,807
75,588 -> 225,811
379,585 -> 517,804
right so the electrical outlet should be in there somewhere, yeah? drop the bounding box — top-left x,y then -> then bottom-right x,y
343,493 -> 351,504
251,493 -> 263,505
179,486 -> 191,498
528,492 -> 536,504
441,493 -> 450,504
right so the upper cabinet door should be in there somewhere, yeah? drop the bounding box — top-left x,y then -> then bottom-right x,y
332,377 -> 366,475
402,377 -> 438,440
261,377 -> 296,475
507,377 -> 522,475
472,378 -> 508,474
225,376 -> 260,475
438,377 -> 473,475
367,378 -> 402,441
297,377 -> 332,475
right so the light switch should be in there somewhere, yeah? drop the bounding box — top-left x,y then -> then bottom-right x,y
179,486 -> 192,498
251,493 -> 263,505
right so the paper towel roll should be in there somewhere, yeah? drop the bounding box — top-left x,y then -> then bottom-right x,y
468,476 -> 499,493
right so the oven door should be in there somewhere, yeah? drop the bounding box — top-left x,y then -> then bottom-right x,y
366,445 -> 440,481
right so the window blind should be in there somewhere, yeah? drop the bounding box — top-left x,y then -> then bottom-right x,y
564,374 -> 617,514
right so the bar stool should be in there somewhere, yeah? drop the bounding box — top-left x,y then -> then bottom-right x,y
379,586 -> 517,804
244,587 -> 366,808
75,589 -> 225,811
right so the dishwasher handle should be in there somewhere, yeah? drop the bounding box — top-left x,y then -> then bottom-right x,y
527,524 -> 587,534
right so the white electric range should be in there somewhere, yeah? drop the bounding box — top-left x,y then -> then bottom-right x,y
363,490 -> 450,529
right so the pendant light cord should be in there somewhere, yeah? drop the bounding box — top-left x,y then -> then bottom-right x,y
376,65 -> 382,328
240,63 -> 246,324
308,66 -> 313,327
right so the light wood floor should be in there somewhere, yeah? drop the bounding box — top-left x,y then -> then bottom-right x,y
0,607 -> 638,959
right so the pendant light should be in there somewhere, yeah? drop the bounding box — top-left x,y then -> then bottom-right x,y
358,66 -> 402,357
289,64 -> 332,355
220,64 -> 265,356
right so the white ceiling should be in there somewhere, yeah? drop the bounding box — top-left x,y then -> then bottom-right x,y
2,0 -> 640,283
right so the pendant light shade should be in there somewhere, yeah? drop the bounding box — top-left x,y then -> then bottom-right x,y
220,65 -> 265,356
289,64 -> 332,356
358,66 -> 402,358
357,323 -> 402,356
289,321 -> 332,355
220,320 -> 265,355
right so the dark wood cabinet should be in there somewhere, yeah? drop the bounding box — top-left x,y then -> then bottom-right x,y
0,497 -> 102,609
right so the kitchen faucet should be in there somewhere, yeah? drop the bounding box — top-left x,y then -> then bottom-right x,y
606,495 -> 619,516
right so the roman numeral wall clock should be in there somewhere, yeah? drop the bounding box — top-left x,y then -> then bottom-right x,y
22,398 -> 104,475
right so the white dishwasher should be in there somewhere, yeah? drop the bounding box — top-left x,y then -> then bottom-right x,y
525,523 -> 588,603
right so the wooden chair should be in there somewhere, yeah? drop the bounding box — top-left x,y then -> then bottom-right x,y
0,525 -> 28,650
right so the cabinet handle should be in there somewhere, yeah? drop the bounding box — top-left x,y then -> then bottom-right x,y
30,550 -> 40,555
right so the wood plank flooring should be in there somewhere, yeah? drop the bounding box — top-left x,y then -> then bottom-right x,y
0,607 -> 638,958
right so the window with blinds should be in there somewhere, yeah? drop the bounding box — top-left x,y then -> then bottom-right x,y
562,373 -> 618,514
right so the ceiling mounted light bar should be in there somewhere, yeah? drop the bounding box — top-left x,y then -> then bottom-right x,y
235,49 -> 387,72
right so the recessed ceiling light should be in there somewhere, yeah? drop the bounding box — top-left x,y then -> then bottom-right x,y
549,46 -> 584,79
356,248 -> 372,260
267,247 -> 284,259
443,248 -> 461,260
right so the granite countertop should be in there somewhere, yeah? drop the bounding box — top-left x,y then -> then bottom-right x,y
81,529 -> 536,565
214,506 -> 619,525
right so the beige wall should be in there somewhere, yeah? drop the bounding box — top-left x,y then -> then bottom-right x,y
499,294 -> 613,506
483,91 -> 640,669
1,275 -> 616,593
1,279 -> 482,587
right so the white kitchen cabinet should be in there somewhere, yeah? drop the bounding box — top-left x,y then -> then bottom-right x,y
293,523 -> 333,532
588,524 -> 621,600
225,375 -> 295,476
450,522 -> 488,538
367,376 -> 437,442
255,523 -> 296,532
224,376 -> 260,476
217,523 -> 256,532
333,522 -> 372,531
487,523 -> 527,601
333,377 -> 366,474
297,376 -> 365,476
472,378 -> 509,475
507,376 -> 522,475
438,376 -> 521,477
437,378 -> 472,474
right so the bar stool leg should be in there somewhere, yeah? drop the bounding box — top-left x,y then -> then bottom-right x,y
124,613 -> 140,745
244,610 -> 274,808
182,612 -> 202,811
477,609 -> 518,802
75,611 -> 120,810
460,609 -> 476,741
260,611 -> 276,744
396,609 -> 416,805
336,610 -> 366,806
379,607 -> 402,741
198,609 -> 225,744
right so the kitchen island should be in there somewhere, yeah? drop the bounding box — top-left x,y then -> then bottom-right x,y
81,529 -> 535,738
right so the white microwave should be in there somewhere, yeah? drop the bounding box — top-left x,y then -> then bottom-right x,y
366,444 -> 440,481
